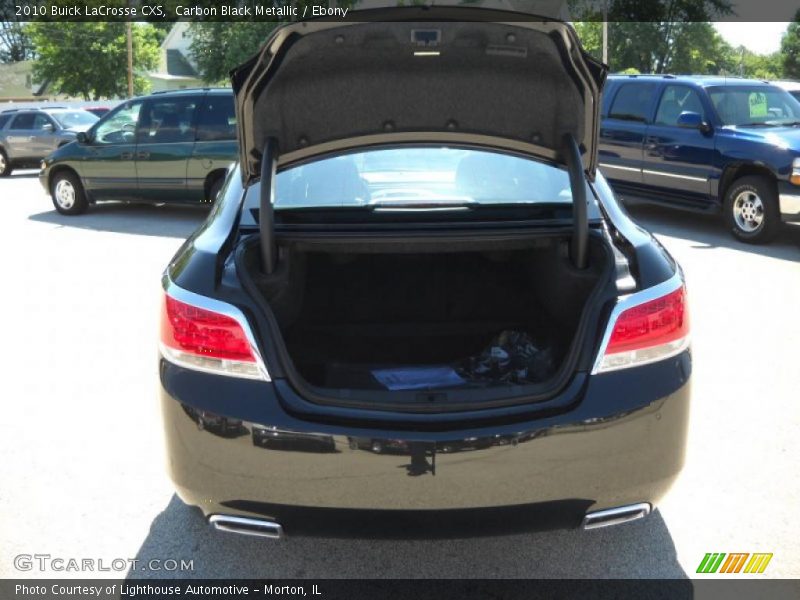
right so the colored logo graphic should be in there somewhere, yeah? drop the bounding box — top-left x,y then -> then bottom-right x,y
696,553 -> 773,574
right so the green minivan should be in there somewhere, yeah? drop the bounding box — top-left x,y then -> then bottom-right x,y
39,88 -> 237,215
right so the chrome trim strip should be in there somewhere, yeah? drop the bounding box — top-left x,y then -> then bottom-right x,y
161,275 -> 271,382
641,169 -> 706,183
209,515 -> 283,539
582,503 -> 651,530
373,205 -> 472,212
590,271 -> 685,375
599,163 -> 641,174
778,192 -> 800,221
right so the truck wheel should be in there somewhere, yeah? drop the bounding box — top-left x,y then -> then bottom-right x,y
724,175 -> 780,244
0,149 -> 11,177
51,171 -> 88,215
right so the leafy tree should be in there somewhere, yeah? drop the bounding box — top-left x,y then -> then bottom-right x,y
189,22 -> 279,84
782,10 -> 800,79
0,12 -> 33,62
575,21 -> 733,73
26,22 -> 160,99
189,0 -> 357,83
729,47 -> 783,80
571,0 -> 733,73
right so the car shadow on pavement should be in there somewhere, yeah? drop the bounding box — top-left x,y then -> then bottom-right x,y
625,203 -> 800,262
128,495 -> 688,579
28,203 -> 209,239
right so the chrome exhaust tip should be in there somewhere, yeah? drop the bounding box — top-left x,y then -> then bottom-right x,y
209,515 -> 284,539
582,502 -> 651,530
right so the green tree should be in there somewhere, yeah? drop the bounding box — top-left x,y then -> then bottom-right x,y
189,22 -> 279,84
188,0 -> 357,83
575,21 -> 735,74
0,13 -> 33,62
782,10 -> 800,79
728,47 -> 784,80
571,0 -> 733,73
27,22 -> 160,99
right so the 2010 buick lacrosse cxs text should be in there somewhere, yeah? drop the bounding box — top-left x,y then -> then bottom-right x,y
158,5 -> 691,539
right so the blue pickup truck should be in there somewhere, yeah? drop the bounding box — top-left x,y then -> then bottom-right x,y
599,75 -> 800,243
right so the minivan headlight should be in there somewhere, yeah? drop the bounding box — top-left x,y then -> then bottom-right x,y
792,157 -> 800,186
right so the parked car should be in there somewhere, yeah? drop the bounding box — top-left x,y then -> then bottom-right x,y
160,10 -> 690,539
772,80 -> 800,102
599,75 -> 800,243
39,88 -> 237,215
83,106 -> 113,118
0,106 -> 98,177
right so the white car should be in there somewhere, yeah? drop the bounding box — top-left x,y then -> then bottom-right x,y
772,80 -> 800,102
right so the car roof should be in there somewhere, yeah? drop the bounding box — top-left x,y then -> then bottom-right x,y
149,87 -> 232,97
606,74 -> 777,88
1,106 -> 69,114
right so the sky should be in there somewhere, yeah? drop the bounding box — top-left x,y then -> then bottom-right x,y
713,22 -> 789,55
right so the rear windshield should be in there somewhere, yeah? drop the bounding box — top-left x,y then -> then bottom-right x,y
274,148 -> 585,209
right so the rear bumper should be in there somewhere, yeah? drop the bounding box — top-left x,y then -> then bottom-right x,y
778,181 -> 800,223
160,352 -> 691,533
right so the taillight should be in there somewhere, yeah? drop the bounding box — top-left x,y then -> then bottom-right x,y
160,291 -> 269,381
594,283 -> 689,373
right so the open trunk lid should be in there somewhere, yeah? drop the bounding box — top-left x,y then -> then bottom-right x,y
231,6 -> 607,181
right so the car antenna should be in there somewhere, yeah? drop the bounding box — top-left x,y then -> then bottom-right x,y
562,134 -> 589,270
259,137 -> 279,275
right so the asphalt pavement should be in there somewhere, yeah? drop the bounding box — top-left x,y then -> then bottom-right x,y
1,171 -> 798,579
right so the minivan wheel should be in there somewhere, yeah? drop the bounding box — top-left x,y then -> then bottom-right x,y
51,171 -> 88,215
0,149 -> 11,177
724,175 -> 780,244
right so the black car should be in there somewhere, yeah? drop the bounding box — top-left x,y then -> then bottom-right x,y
160,9 -> 690,539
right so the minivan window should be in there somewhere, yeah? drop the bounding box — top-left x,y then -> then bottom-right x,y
94,101 -> 141,144
707,86 -> 800,126
9,113 -> 36,129
655,85 -> 706,126
608,83 -> 657,122
0,113 -> 12,129
196,96 -> 236,141
138,97 -> 200,143
274,148 -> 581,209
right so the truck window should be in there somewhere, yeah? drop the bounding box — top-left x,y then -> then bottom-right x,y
655,85 -> 705,126
608,83 -> 657,123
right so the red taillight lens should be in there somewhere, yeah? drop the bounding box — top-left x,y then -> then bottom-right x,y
595,284 -> 690,373
161,294 -> 255,362
606,286 -> 688,354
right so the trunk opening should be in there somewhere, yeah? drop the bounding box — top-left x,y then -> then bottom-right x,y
241,234 -> 613,408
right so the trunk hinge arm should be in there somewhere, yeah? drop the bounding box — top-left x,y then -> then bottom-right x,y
562,134 -> 589,270
259,138 -> 279,275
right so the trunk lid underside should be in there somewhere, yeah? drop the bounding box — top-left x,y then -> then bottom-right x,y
232,9 -> 606,180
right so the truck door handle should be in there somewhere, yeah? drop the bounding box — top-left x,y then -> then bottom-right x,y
120,152 -> 133,160
136,152 -> 150,160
